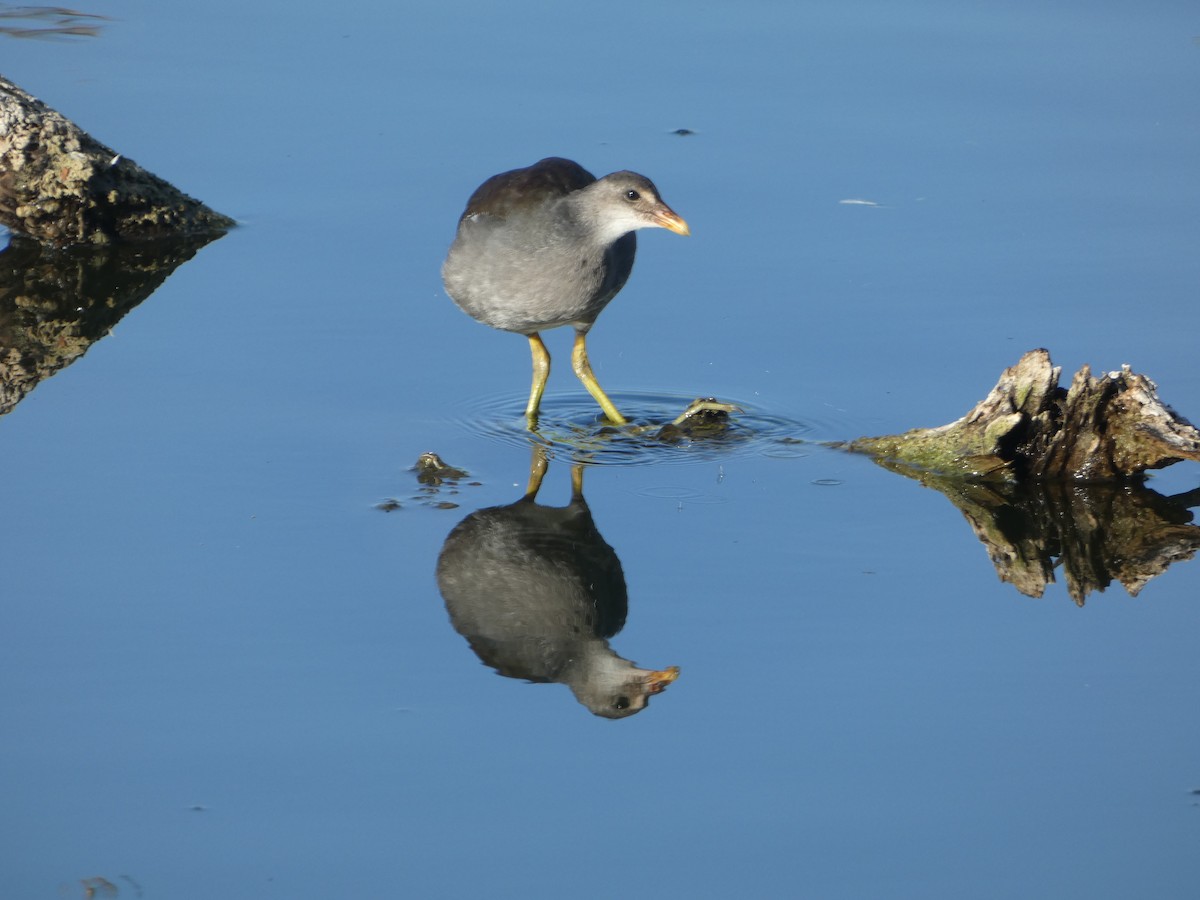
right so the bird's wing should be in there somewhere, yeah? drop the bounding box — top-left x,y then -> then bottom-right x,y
460,157 -> 597,223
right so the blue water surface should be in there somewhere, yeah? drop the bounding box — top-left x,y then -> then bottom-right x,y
2,2 -> 1199,898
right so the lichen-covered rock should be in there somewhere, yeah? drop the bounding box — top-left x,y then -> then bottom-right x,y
1,74 -> 233,247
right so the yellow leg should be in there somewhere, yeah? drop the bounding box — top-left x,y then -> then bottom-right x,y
525,333 -> 551,427
572,331 -> 628,425
524,444 -> 549,500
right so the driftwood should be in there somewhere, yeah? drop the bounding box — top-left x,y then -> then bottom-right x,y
848,349 -> 1200,482
0,234 -> 220,416
850,349 -> 1200,601
0,74 -> 233,247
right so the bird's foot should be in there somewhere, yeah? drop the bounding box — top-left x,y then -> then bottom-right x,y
671,397 -> 741,426
645,397 -> 741,442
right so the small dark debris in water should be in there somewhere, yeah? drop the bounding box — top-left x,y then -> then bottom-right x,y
387,452 -> 481,510
812,478 -> 844,486
414,451 -> 469,486
672,128 -> 696,136
189,804 -> 208,812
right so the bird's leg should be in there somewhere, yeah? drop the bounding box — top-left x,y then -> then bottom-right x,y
571,331 -> 628,426
525,332 -> 551,427
524,443 -> 549,499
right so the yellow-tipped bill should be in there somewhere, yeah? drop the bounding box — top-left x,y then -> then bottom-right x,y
655,207 -> 691,236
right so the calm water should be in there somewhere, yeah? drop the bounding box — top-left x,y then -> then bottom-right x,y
3,2 -> 1199,898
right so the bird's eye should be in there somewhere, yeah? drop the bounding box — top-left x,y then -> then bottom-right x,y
625,189 -> 640,201
613,696 -> 630,710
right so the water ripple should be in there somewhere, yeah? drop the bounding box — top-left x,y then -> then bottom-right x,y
450,390 -> 843,468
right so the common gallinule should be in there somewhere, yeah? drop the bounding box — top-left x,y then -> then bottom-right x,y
442,157 -> 690,427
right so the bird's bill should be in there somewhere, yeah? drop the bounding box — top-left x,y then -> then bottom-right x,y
654,208 -> 691,236
644,665 -> 681,694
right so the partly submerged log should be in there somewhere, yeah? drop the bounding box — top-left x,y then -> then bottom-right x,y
0,74 -> 233,247
850,349 -> 1200,600
848,349 -> 1200,482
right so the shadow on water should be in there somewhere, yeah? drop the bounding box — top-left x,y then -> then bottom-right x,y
451,389 -> 819,466
0,233 -> 224,417
434,444 -> 679,718
880,459 -> 1200,604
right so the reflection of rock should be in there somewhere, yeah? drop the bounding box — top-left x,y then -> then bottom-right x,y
436,447 -> 678,717
884,461 -> 1200,602
0,235 -> 222,416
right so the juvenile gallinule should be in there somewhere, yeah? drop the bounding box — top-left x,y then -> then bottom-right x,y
442,157 -> 690,427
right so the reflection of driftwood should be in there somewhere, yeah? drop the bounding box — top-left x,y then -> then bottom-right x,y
0,233 -> 221,415
1,74 -> 233,246
849,349 -> 1200,482
887,464 -> 1200,602
435,446 -> 679,718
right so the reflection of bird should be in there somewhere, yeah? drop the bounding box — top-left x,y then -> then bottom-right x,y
442,157 -> 690,427
436,448 -> 678,718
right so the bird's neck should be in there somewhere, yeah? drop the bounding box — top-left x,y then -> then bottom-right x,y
564,188 -> 638,246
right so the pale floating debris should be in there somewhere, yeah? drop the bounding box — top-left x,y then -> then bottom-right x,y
838,198 -> 880,206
